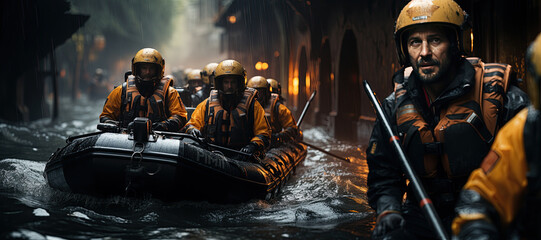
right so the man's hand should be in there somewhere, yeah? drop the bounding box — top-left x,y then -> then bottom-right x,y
104,120 -> 119,126
457,219 -> 499,240
152,121 -> 168,131
272,132 -> 293,146
271,133 -> 282,147
240,142 -> 258,155
187,127 -> 202,139
372,211 -> 405,239
295,129 -> 303,141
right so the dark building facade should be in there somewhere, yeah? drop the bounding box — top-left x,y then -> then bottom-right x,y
1,0 -> 88,122
216,0 -> 541,142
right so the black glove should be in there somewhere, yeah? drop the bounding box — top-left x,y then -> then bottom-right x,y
104,119 -> 119,126
271,133 -> 282,147
240,142 -> 258,155
295,129 -> 303,141
372,211 -> 405,239
272,132 -> 293,146
126,121 -> 134,131
237,142 -> 260,162
457,219 -> 499,240
152,121 -> 168,131
187,127 -> 202,138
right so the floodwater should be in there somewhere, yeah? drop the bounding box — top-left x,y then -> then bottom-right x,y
0,97 -> 375,239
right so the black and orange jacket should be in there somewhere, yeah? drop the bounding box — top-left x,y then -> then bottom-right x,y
453,106 -> 541,239
185,89 -> 271,150
265,93 -> 298,135
366,57 -> 529,216
99,77 -> 188,131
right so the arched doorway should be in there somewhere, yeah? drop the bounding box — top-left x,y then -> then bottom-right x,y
335,30 -> 361,141
317,39 -> 332,126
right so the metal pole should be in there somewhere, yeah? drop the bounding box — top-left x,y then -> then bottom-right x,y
363,80 -> 449,240
301,140 -> 350,162
296,90 -> 317,128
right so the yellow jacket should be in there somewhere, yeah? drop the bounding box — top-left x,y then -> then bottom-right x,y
185,97 -> 271,150
272,103 -> 297,133
99,82 -> 187,131
452,108 -> 529,234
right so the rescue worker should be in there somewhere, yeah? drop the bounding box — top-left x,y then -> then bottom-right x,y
88,68 -> 108,100
247,76 -> 299,147
267,78 -> 285,103
366,0 -> 529,239
100,48 -> 188,132
183,68 -> 193,87
201,62 -> 218,89
187,69 -> 206,107
452,33 -> 541,240
184,60 -> 271,160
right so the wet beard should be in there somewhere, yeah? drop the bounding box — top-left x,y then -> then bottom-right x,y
220,93 -> 240,111
412,56 -> 453,84
136,78 -> 157,97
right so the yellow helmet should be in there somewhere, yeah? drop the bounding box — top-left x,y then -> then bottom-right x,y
248,76 -> 270,106
214,60 -> 247,92
131,48 -> 165,79
247,76 -> 269,88
187,69 -> 203,82
215,60 -> 246,78
201,63 -> 218,85
394,0 -> 468,66
267,78 -> 281,95
526,33 -> 541,109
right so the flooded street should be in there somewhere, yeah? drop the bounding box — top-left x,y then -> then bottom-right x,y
0,97 -> 375,239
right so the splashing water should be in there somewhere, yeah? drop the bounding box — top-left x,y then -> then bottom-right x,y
0,98 -> 375,239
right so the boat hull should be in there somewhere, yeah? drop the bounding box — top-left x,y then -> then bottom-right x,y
45,132 -> 306,202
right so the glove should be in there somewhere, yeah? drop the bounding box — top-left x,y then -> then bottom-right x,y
296,129 -> 303,141
271,133 -> 283,147
272,132 -> 293,146
240,142 -> 258,155
457,219 -> 499,240
237,142 -> 259,162
152,121 -> 168,131
104,119 -> 119,126
372,211 -> 405,239
127,121 -> 134,131
187,127 -> 202,138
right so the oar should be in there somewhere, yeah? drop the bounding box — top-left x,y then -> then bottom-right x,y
295,90 -> 350,162
296,90 -> 317,128
153,131 -> 251,157
363,80 -> 449,240
301,140 -> 350,162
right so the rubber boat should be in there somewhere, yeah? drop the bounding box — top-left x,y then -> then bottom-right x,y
44,117 -> 306,203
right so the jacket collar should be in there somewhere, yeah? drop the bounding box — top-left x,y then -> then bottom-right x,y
406,57 -> 475,106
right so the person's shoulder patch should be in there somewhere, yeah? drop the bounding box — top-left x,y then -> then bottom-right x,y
481,150 -> 500,174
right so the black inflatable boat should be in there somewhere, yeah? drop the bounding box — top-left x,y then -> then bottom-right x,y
44,118 -> 306,203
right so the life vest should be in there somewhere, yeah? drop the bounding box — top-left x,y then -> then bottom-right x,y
264,93 -> 281,133
395,57 -> 510,179
203,88 -> 257,150
120,76 -> 172,127
191,88 -> 207,107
